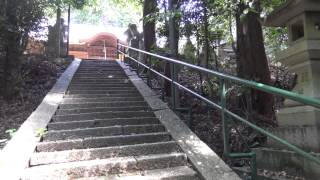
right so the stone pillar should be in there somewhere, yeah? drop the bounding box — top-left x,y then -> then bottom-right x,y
254,2 -> 320,178
265,0 -> 320,152
129,39 -> 139,61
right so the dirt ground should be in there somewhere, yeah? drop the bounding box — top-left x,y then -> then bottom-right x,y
0,55 -> 71,148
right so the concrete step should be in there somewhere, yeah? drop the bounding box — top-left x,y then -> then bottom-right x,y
75,67 -> 123,70
69,84 -> 135,88
75,71 -> 124,73
67,90 -> 140,95
36,132 -> 171,152
55,106 -> 150,115
75,71 -> 126,73
254,147 -> 320,179
77,67 -> 121,70
78,166 -> 199,180
52,111 -> 155,122
79,62 -> 118,64
74,73 -> 126,76
63,93 -> 141,98
74,75 -> 128,79
23,153 -> 187,180
71,76 -> 129,79
48,117 -> 160,130
70,81 -> 132,85
77,67 -> 122,70
71,79 -> 131,83
43,124 -> 165,141
75,71 -> 124,74
30,141 -> 180,165
72,75 -> 128,78
62,97 -> 143,104
73,74 -> 128,80
67,87 -> 137,91
78,65 -> 119,68
75,71 -> 125,74
232,166 -> 298,180
58,101 -> 148,109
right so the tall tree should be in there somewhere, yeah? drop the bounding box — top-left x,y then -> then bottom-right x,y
143,0 -> 157,52
48,0 -> 87,57
235,1 -> 274,120
202,0 -> 209,68
168,0 -> 180,108
0,0 -> 45,98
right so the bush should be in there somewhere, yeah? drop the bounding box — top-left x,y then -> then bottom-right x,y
0,0 -> 46,98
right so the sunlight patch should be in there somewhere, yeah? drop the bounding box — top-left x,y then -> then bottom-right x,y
43,93 -> 63,106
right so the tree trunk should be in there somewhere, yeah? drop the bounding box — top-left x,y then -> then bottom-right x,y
1,1 -> 22,99
202,0 -> 209,68
56,7 -> 61,57
2,34 -> 21,99
168,0 -> 179,55
163,1 -> 171,97
164,61 -> 171,96
196,27 -> 204,95
236,4 -> 275,121
66,4 -> 71,56
143,0 -> 156,52
168,0 -> 180,108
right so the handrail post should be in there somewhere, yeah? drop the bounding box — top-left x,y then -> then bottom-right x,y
250,152 -> 257,179
116,39 -> 119,60
219,79 -> 257,179
147,55 -> 151,87
188,107 -> 193,130
170,62 -> 176,109
220,79 -> 230,154
161,79 -> 165,100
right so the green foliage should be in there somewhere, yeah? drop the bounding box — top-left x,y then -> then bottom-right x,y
72,0 -> 142,27
0,0 -> 47,98
176,0 -> 289,59
150,47 -> 170,67
5,129 -> 17,138
264,27 -> 288,59
44,0 -> 87,17
182,40 -> 196,63
47,0 -> 87,9
36,128 -> 48,138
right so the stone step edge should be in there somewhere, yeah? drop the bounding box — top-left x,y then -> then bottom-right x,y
30,141 -> 179,166
232,166 -> 295,180
63,94 -> 142,97
47,124 -> 164,133
56,106 -> 150,112
47,117 -> 160,130
48,117 -> 159,126
57,105 -> 150,111
43,124 -> 165,141
36,132 -> 171,152
77,166 -> 199,180
23,153 -> 188,179
62,97 -> 143,101
53,111 -> 155,118
59,101 -> 147,106
55,106 -> 151,115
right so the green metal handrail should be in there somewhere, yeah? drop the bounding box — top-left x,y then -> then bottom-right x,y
117,43 -> 320,179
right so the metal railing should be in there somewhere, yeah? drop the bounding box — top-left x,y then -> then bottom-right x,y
117,42 -> 320,179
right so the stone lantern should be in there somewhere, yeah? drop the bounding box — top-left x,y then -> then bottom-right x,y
254,1 -> 320,178
266,0 -> 320,151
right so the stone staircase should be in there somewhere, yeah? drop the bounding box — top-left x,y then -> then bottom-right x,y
21,60 -> 201,179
